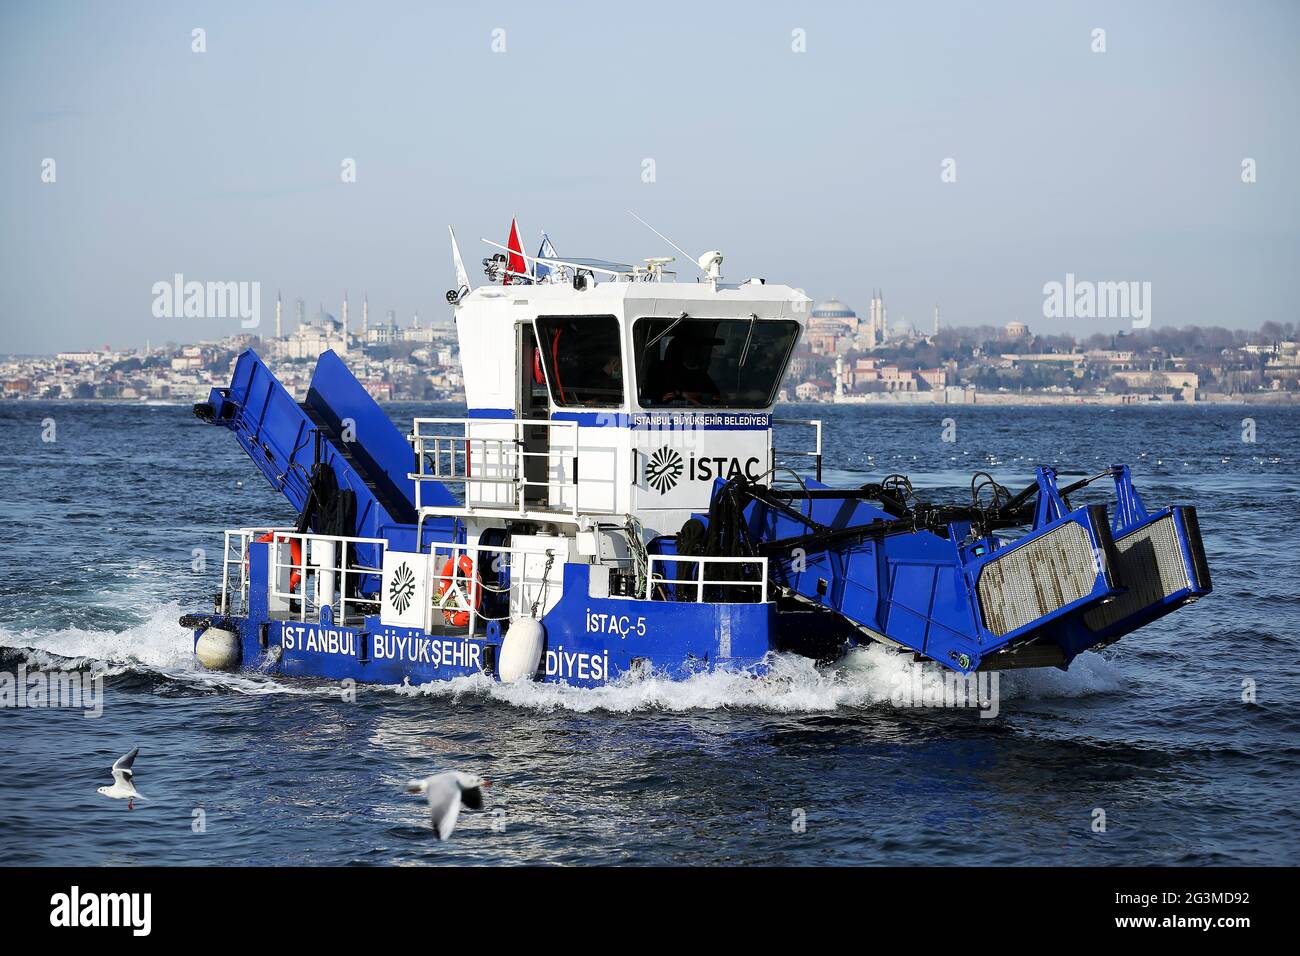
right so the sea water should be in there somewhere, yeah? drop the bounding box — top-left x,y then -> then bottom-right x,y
1,401 -> 1297,865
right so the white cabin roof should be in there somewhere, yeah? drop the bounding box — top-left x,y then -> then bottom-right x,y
461,279 -> 811,318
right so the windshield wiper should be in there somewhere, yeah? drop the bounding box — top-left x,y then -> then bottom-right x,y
739,312 -> 757,367
645,311 -> 689,351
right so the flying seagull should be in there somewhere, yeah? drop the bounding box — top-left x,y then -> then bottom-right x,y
97,747 -> 145,809
404,771 -> 489,840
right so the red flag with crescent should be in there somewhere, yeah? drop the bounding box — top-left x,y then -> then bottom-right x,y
504,217 -> 527,285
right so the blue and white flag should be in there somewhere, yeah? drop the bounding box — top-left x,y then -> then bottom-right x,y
535,231 -> 558,280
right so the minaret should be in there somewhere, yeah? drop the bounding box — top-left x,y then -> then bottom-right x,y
338,293 -> 349,355
933,303 -> 940,336
413,310 -> 420,330
871,290 -> 886,343
275,290 -> 282,339
362,294 -> 369,336
294,297 -> 305,331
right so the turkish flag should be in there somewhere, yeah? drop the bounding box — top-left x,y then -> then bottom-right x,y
504,217 -> 528,285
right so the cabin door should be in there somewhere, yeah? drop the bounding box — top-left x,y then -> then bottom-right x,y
518,324 -> 550,507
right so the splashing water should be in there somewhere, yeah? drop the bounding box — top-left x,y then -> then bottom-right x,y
0,597 -> 1122,713
391,643 -> 1124,714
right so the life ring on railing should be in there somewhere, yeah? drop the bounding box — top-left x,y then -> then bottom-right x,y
253,532 -> 302,591
437,555 -> 482,627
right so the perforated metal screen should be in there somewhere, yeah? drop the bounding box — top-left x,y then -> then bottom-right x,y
977,522 -> 1098,637
1083,514 -> 1189,632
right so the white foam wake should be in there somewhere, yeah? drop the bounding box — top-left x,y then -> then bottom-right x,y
0,602 -> 195,672
393,643 -> 1126,714
0,605 -> 1126,712
0,601 -> 316,696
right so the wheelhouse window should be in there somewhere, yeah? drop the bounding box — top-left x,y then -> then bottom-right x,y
633,317 -> 800,408
535,315 -> 624,407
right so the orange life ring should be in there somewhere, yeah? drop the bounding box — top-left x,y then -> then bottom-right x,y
437,555 -> 482,627
254,532 -> 302,591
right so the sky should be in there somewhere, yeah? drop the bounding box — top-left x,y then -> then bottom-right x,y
0,0 -> 1297,354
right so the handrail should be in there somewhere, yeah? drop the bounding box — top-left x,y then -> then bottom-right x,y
220,528 -> 386,624
219,526 -> 563,635
645,553 -> 769,604
421,539 -> 563,635
770,417 -> 823,481
408,416 -> 587,519
265,531 -> 387,624
220,526 -> 294,615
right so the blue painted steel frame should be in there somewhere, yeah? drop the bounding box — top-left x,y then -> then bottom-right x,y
703,463 -> 1209,673
200,349 -> 460,572
729,479 -> 1114,672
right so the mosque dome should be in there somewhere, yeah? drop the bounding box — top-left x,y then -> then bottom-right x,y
811,298 -> 856,319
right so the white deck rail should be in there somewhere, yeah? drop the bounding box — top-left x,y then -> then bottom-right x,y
409,417 -> 594,521
220,527 -> 386,624
645,553 -> 769,603
266,531 -> 387,624
220,526 -> 293,615
419,539 -> 564,635
770,418 -> 823,482
219,527 -> 562,633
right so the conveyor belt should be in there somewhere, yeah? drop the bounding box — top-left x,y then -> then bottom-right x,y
299,401 -> 417,525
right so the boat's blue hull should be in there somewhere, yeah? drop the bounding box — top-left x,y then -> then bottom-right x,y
195,564 -> 788,688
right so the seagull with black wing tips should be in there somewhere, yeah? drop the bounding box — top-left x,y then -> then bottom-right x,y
97,747 -> 145,810
404,771 -> 489,840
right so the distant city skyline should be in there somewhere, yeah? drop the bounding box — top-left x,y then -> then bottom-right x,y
2,1 -> 1297,354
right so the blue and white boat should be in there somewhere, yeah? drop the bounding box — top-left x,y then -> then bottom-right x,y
182,228 -> 1212,687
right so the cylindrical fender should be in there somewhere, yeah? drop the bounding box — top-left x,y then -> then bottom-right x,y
498,618 -> 545,683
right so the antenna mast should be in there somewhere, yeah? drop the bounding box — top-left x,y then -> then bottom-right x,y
628,211 -> 712,278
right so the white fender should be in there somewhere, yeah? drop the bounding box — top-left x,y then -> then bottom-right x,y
498,618 -> 544,683
195,627 -> 241,671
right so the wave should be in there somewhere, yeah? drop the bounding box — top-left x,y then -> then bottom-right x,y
0,601 -> 316,696
0,601 -> 194,671
391,643 -> 1125,714
0,604 -> 1126,713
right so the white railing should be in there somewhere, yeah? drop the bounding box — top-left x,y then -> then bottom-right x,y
770,418 -> 823,481
420,540 -> 564,635
409,417 -> 584,519
645,553 -> 769,604
219,528 -> 386,624
266,531 -> 387,624
220,526 -> 563,633
220,526 -> 294,615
